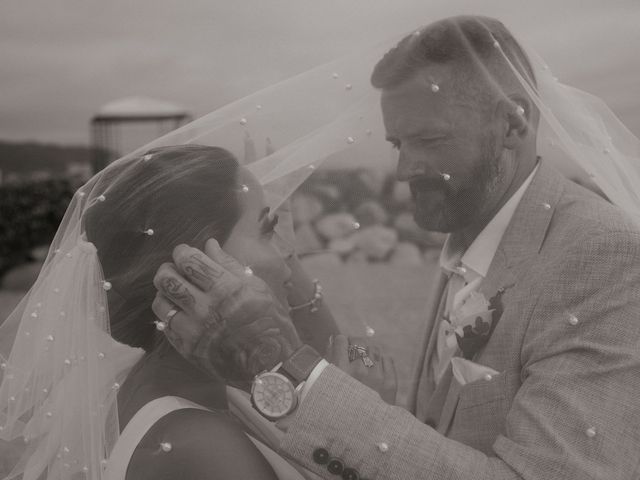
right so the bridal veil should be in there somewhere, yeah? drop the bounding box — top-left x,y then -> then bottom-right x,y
1,15 -> 638,480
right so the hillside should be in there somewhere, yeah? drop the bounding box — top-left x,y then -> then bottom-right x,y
0,141 -> 105,177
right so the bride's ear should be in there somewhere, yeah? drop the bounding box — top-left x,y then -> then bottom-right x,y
497,95 -> 532,150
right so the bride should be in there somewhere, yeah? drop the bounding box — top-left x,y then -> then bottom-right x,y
83,144 -> 340,480
0,142 -> 361,480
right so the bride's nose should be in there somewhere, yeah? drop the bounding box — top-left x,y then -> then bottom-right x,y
272,231 -> 295,260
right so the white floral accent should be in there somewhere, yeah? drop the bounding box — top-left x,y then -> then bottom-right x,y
451,291 -> 491,326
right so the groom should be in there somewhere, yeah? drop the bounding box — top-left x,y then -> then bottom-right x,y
153,16 -> 640,479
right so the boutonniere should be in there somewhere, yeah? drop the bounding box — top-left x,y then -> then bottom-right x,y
451,284 -> 513,360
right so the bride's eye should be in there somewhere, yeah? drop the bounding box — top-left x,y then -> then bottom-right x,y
261,214 -> 279,236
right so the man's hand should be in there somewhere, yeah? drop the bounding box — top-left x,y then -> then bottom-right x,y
152,239 -> 302,382
326,334 -> 397,405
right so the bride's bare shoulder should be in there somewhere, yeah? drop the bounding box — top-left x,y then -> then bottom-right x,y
126,408 -> 279,480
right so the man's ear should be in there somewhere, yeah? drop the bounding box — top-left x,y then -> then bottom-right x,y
497,96 -> 532,150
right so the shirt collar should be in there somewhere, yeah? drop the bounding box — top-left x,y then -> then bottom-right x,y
440,163 -> 539,280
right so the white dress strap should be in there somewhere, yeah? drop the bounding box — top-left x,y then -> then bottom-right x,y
105,396 -> 306,480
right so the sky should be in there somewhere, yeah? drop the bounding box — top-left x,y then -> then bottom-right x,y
1,0 -> 639,145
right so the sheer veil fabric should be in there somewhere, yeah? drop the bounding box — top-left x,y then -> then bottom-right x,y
1,15 -> 639,480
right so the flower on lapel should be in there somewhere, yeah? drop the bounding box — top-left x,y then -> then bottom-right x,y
452,287 -> 511,360
450,291 -> 490,325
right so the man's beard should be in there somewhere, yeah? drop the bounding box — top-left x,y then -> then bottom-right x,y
410,142 -> 503,233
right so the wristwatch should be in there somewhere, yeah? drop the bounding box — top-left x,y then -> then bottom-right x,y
250,344 -> 322,420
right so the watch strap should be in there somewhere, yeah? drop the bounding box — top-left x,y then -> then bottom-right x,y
280,344 -> 322,385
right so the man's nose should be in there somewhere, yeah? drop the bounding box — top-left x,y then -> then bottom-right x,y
396,148 -> 426,182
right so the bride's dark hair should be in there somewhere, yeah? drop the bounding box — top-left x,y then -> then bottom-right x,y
84,145 -> 241,351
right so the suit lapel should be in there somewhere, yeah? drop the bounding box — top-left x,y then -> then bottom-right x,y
480,161 -> 565,312
430,161 -> 567,433
497,161 -> 565,272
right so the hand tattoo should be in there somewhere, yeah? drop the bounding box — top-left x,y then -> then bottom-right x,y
207,304 -> 226,329
162,277 -> 195,308
182,253 -> 223,290
179,281 -> 301,382
243,331 -> 286,376
160,247 -> 302,382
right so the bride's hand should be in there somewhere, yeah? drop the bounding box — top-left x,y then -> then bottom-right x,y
151,239 -> 302,382
326,334 -> 397,405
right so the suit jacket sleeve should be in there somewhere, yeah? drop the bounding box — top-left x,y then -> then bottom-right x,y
280,231 -> 640,480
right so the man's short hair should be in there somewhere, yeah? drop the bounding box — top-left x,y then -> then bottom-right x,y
371,16 -> 536,111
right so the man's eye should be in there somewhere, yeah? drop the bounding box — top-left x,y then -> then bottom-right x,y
420,136 -> 446,145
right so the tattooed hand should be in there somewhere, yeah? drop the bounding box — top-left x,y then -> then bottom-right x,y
152,239 -> 302,382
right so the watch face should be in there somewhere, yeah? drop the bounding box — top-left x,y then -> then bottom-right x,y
251,372 -> 297,419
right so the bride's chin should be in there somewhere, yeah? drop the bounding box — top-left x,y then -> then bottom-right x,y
267,283 -> 289,309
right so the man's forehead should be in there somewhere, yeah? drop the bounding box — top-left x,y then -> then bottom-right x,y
380,66 -> 480,134
381,65 -> 454,98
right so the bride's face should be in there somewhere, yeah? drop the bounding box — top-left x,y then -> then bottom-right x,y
222,168 -> 292,305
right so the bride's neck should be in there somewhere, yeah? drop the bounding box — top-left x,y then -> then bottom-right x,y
117,339 -> 228,430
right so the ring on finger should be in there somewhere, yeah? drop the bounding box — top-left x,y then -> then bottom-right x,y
166,309 -> 179,328
361,354 -> 375,368
347,344 -> 369,362
155,308 -> 179,332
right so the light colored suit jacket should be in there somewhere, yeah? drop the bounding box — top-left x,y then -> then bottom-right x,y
280,162 -> 640,479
